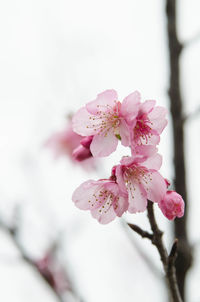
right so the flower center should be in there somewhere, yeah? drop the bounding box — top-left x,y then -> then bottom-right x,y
88,186 -> 119,213
124,165 -> 152,199
133,115 -> 153,145
87,102 -> 121,136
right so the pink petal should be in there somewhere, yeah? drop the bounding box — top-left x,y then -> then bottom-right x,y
119,156 -> 136,166
148,106 -> 168,134
72,180 -> 103,210
90,129 -> 118,157
86,90 -> 118,115
147,134 -> 160,145
72,107 -> 98,136
118,120 -> 130,147
133,145 -> 158,158
116,165 -> 128,194
141,171 -> 166,203
120,91 -> 140,124
127,181 -> 147,213
115,196 -> 128,216
139,100 -> 156,115
91,202 -> 117,224
142,153 -> 162,170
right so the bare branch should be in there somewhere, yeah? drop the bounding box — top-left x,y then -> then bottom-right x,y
147,202 -> 168,268
165,0 -> 193,299
147,202 -> 182,302
121,220 -> 162,279
128,223 -> 153,240
168,239 -> 178,271
127,202 -> 182,301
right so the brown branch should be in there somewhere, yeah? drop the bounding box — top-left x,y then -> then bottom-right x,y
122,220 -> 162,278
128,223 -> 153,240
147,202 -> 182,302
168,239 -> 178,266
165,1 -> 193,300
128,202 -> 182,301
167,239 -> 182,302
147,202 -> 168,268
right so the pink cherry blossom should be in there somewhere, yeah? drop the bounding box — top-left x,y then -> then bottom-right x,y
72,179 -> 128,224
35,251 -> 70,294
72,90 -> 140,157
130,99 -> 168,154
115,153 -> 166,213
158,191 -> 184,220
46,122 -> 96,169
46,123 -> 82,159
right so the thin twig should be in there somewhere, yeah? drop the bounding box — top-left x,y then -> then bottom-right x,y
168,239 -> 178,267
128,223 -> 153,240
167,239 -> 182,302
122,220 -> 162,279
128,202 -> 182,301
147,202 -> 168,269
147,202 -> 182,302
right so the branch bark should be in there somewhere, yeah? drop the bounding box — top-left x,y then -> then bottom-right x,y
165,1 -> 193,300
128,202 -> 182,302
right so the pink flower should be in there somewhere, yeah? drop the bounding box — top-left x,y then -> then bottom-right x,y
46,122 -> 96,169
72,179 -> 128,224
46,123 -> 83,159
36,251 -> 70,294
130,99 -> 168,154
158,191 -> 184,220
72,90 -> 140,157
115,153 -> 167,213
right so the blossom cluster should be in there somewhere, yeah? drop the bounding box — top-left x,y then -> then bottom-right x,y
70,90 -> 184,224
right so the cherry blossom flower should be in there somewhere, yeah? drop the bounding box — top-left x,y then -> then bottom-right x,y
115,153 -> 167,213
130,99 -> 168,154
72,90 -> 140,157
46,122 -> 96,169
35,251 -> 70,294
158,191 -> 184,220
72,179 -> 128,224
46,123 -> 82,159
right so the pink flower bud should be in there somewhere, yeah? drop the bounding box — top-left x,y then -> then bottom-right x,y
80,136 -> 93,149
158,191 -> 184,220
72,145 -> 92,161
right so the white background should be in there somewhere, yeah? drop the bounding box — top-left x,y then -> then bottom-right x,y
0,0 -> 200,301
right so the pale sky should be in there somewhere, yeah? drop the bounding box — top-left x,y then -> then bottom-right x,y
0,0 -> 200,301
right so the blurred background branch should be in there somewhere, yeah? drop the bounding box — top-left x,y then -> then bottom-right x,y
0,209 -> 84,302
